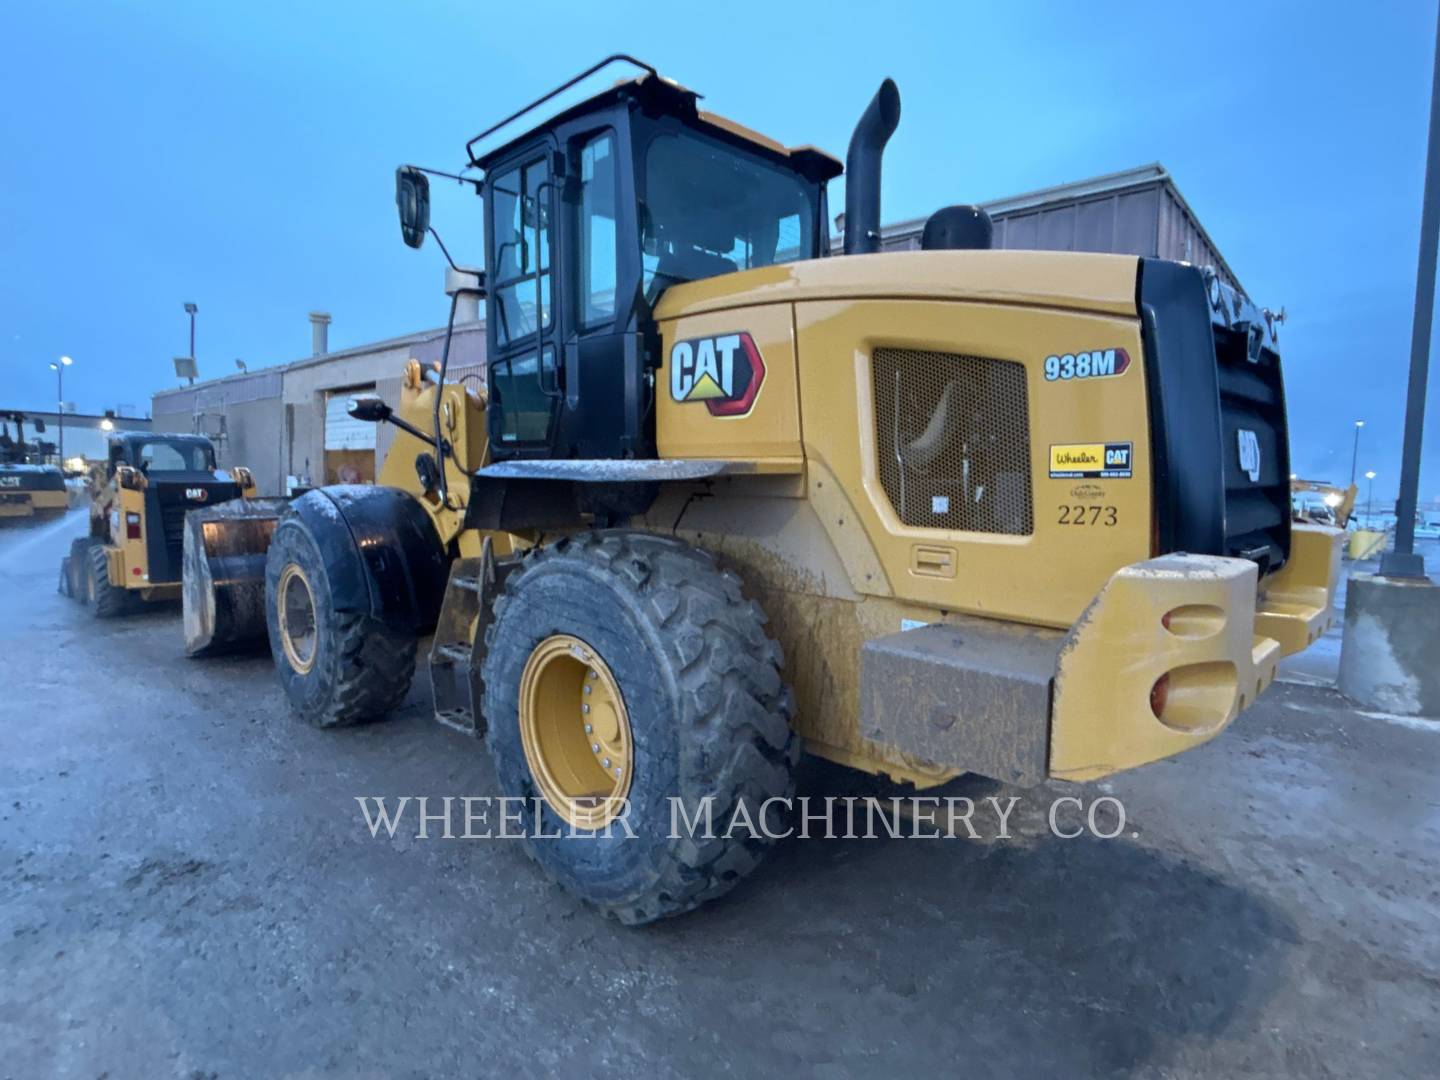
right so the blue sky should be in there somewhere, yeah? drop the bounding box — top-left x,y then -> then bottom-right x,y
1,1 -> 1436,503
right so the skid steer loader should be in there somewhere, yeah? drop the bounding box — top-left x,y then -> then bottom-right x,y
60,430 -> 266,620
189,56 -> 1341,924
0,413 -> 67,522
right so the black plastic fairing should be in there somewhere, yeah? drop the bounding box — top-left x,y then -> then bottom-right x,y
288,487 -> 449,633
1138,260 -> 1227,558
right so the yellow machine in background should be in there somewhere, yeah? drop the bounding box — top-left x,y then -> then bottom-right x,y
0,412 -> 66,522
189,57 -> 1342,924
61,431 -> 255,617
1291,477 -> 1357,528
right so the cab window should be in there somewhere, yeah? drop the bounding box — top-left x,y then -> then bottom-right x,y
641,132 -> 815,301
138,441 -> 212,471
578,132 -> 618,327
490,158 -> 551,347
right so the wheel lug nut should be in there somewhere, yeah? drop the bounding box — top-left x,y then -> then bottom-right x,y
584,723 -> 593,734
603,758 -> 611,768
582,703 -> 590,714
584,685 -> 592,695
591,743 -> 600,753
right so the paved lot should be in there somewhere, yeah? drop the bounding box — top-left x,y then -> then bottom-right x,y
3,510 -> 1437,1078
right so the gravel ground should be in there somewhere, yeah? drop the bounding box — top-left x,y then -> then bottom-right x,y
2,509 -> 1436,1078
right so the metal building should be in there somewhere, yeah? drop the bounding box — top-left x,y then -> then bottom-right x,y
152,311 -> 484,495
857,163 -> 1246,294
0,408 -> 152,468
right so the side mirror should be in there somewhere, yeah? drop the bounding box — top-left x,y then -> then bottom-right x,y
396,166 -> 430,249
348,396 -> 393,423
32,417 -> 46,433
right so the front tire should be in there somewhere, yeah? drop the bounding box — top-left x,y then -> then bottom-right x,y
87,542 -> 130,617
263,517 -> 417,727
481,531 -> 798,925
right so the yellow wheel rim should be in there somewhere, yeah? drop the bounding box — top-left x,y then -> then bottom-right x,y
519,634 -> 633,830
277,563 -> 318,675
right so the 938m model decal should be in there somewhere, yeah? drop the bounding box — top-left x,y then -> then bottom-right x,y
1044,348 -> 1131,382
669,332 -> 766,417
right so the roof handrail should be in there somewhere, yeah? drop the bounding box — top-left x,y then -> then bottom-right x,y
465,54 -> 658,165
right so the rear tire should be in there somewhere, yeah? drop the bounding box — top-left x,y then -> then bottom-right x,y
481,530 -> 798,925
62,537 -> 91,599
87,543 -> 131,618
264,517 -> 416,727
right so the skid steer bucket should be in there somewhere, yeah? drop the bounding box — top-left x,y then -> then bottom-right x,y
183,497 -> 288,657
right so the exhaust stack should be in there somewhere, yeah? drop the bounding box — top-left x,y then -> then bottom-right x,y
309,311 -> 331,356
844,79 -> 901,256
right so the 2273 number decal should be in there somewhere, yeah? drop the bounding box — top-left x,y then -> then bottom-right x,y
1057,504 -> 1118,526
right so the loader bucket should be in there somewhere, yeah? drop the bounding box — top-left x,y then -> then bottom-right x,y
182,497 -> 288,657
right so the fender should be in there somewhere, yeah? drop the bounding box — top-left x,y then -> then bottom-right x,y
286,485 -> 449,633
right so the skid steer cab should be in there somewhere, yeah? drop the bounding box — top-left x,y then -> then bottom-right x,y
237,56 -> 1341,926
0,412 -> 66,522
60,432 -> 258,618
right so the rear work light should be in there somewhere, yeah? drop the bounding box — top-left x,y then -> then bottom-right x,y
126,512 -> 141,540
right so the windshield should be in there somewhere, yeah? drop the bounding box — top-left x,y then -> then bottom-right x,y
135,439 -> 215,472
642,132 -> 815,300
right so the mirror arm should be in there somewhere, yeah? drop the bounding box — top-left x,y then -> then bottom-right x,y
432,291 -> 460,506
429,227 -> 461,273
385,413 -> 447,453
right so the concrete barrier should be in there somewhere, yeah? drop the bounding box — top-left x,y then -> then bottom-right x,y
1338,573 -> 1440,716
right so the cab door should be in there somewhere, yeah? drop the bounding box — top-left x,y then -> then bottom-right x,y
486,146 -> 560,455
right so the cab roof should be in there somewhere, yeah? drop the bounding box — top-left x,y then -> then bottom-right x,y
466,57 -> 842,183
108,431 -> 215,452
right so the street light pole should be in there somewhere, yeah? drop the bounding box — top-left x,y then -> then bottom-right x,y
1382,4 -> 1440,578
48,356 -> 72,465
184,302 -> 198,362
1366,470 -> 1377,522
1350,420 -> 1364,485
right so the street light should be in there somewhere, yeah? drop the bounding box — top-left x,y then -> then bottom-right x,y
47,355 -> 72,465
1350,420 -> 1365,485
183,301 -> 198,361
1365,470 -> 1378,521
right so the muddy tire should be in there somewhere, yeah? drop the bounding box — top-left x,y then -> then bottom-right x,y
481,530 -> 798,925
87,542 -> 131,618
264,517 -> 416,727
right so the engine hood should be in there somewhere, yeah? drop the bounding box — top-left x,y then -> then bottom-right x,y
653,249 -> 1141,322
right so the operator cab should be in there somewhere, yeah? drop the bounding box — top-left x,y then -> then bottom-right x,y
406,57 -> 841,463
107,432 -> 218,477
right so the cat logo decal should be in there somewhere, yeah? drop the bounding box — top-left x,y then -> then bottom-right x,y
669,333 -> 766,418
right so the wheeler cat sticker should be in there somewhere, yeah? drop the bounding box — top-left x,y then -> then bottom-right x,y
1043,348 -> 1131,382
1049,442 -> 1133,479
669,332 -> 766,417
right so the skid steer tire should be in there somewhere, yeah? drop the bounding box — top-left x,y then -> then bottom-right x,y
86,542 -> 131,618
263,517 -> 416,728
481,530 -> 798,925
61,537 -> 91,599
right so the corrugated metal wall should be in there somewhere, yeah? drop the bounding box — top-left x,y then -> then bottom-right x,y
874,174 -> 1242,293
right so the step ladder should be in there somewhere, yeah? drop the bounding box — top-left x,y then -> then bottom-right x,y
428,537 -> 512,736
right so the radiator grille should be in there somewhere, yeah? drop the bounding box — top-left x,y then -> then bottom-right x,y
873,348 -> 1033,535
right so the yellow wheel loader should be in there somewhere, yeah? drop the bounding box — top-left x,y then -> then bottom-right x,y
60,431 -> 260,619
190,56 -> 1341,923
0,413 -> 67,522
1291,477 -> 1357,528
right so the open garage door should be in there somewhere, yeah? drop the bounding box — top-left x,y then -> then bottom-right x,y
324,387 -> 376,484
